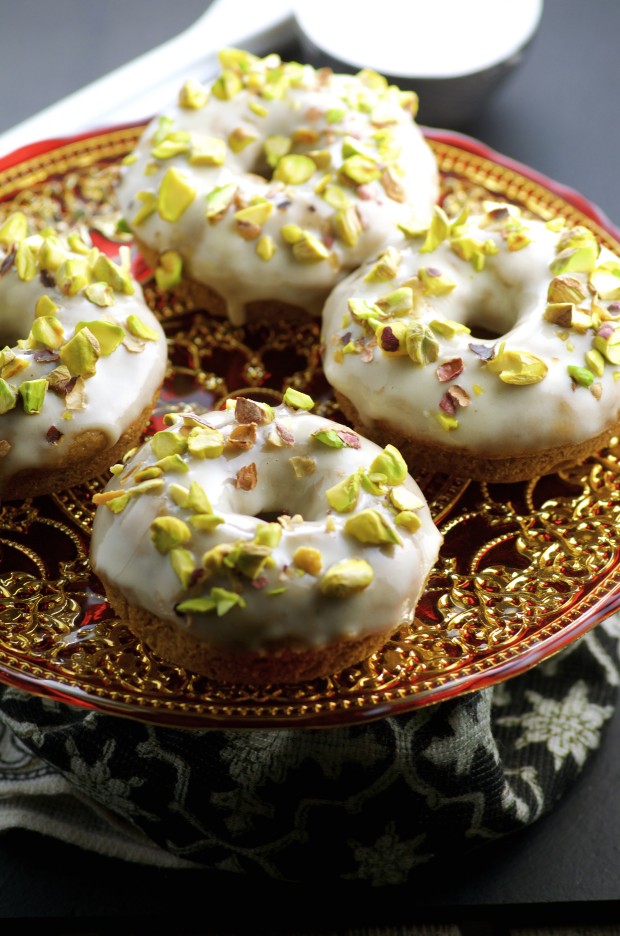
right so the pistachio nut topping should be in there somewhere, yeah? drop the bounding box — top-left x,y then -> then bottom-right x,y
90,401 -> 442,673
115,50 -> 439,326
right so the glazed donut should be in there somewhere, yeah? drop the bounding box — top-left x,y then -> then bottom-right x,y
89,391 -> 442,684
321,202 -> 620,483
116,48 -> 439,326
0,212 -> 167,500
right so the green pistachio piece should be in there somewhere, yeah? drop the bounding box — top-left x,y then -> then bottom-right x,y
151,429 -> 188,459
585,348 -> 606,377
205,182 -> 237,221
419,267 -> 457,296
435,411 -> 459,431
15,242 -> 38,281
187,425 -> 225,458
312,429 -> 345,448
289,455 -> 317,477
325,472 -> 360,513
449,236 -> 491,271
429,319 -> 471,339
394,510 -> 422,532
273,154 -> 316,185
155,250 -> 183,290
486,347 -> 548,384
19,378 -> 48,414
169,483 -> 190,507
30,316 -> 64,349
326,108 -> 346,123
187,136 -> 227,166
256,235 -> 276,261
151,133 -> 192,160
283,387 -> 314,410
568,365 -> 595,387
389,485 -> 423,512
320,184 -> 350,210
263,134 -> 292,168
319,557 -> 374,598
363,245 -> 402,283
75,320 -> 124,355
132,191 -> 158,226
189,513 -> 225,532
211,69 -> 243,100
169,547 -> 196,588
150,515 -> 192,553
254,522 -> 282,548
176,587 -> 246,616
291,231 -> 330,263
550,246 -> 598,275
406,322 -> 440,365
248,100 -> 268,117
134,466 -> 163,483
83,282 -> 115,308
37,238 -> 67,272
375,320 -> 409,355
370,445 -> 407,485
59,327 -> 100,377
218,47 -> 259,72
547,274 -> 587,304
0,378 -> 17,414
55,257 -> 91,295
339,154 -> 381,185
332,205 -> 362,247
227,127 -> 258,153
375,287 -> 414,316
230,542 -> 272,579
126,314 -> 159,342
158,168 -> 196,222
91,252 -> 134,295
178,78 -> 210,109
234,201 -> 273,226
0,211 -> 28,245
557,226 -> 599,252
1,355 -> 28,379
345,508 -> 402,546
590,262 -> 620,301
593,329 -> 620,364
420,206 -> 450,253
293,546 -> 322,576
154,453 -> 189,474
543,303 -> 576,327
186,481 -> 212,514
35,295 -> 59,318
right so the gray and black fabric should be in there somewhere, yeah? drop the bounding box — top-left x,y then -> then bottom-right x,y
0,614 -> 618,885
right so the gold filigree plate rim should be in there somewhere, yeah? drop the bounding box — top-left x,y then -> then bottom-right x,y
0,123 -> 619,730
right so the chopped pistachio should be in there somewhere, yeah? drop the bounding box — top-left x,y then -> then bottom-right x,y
283,387 -> 314,410
170,548 -> 196,588
30,315 -> 64,349
590,262 -> 620,301
154,453 -> 189,474
420,206 -> 450,253
550,246 -> 598,275
406,322 -> 440,365
256,235 -> 276,261
155,250 -> 183,290
363,245 -> 402,283
131,191 -> 158,226
151,429 -> 188,459
157,167 -> 196,222
205,182 -> 237,221
0,379 -> 17,414
325,472 -> 360,513
83,282 -> 115,308
254,522 -> 282,547
293,546 -> 323,576
35,294 -> 59,318
568,365 -> 595,387
585,348 -> 606,377
339,154 -> 381,185
332,205 -> 363,246
389,485 -> 423,512
188,136 -> 227,166
228,127 -> 258,153
344,508 -> 402,546
263,134 -> 291,168
394,510 -> 422,532
178,78 -> 209,109
126,314 -> 159,342
486,347 -> 548,384
419,267 -> 457,296
273,154 -> 316,185
234,201 -> 273,227
15,242 -> 38,281
547,274 -> 587,304
375,287 -> 414,316
319,558 -> 374,597
376,321 -> 409,355
75,320 -> 124,355
211,69 -> 243,100
59,327 -> 100,377
91,253 -> 134,295
187,426 -> 225,458
38,238 -> 67,271
189,513 -> 225,532
0,211 -> 28,245
593,328 -> 620,364
291,231 -> 330,263
289,455 -> 316,477
19,378 -> 48,414
151,135 -> 191,160
370,444 -> 407,485
429,319 -> 471,339
176,587 -> 246,616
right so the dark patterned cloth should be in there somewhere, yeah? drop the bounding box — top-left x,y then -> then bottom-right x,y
0,614 -> 619,885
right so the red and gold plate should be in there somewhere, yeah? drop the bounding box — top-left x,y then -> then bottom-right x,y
0,124 -> 619,729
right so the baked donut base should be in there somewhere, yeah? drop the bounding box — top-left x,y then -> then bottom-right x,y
2,397 -> 159,502
335,391 -> 619,484
98,573 -> 401,686
135,238 -> 318,325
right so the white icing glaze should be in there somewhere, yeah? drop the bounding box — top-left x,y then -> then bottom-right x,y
321,204 -> 620,460
116,52 -> 439,325
89,400 -> 442,651
0,216 -> 167,494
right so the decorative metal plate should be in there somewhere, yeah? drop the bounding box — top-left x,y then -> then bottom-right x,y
0,124 -> 619,729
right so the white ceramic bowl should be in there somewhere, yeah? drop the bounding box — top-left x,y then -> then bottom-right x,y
294,0 -> 544,127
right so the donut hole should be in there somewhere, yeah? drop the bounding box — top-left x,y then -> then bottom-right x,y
462,287 -> 522,341
225,454 -> 327,523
